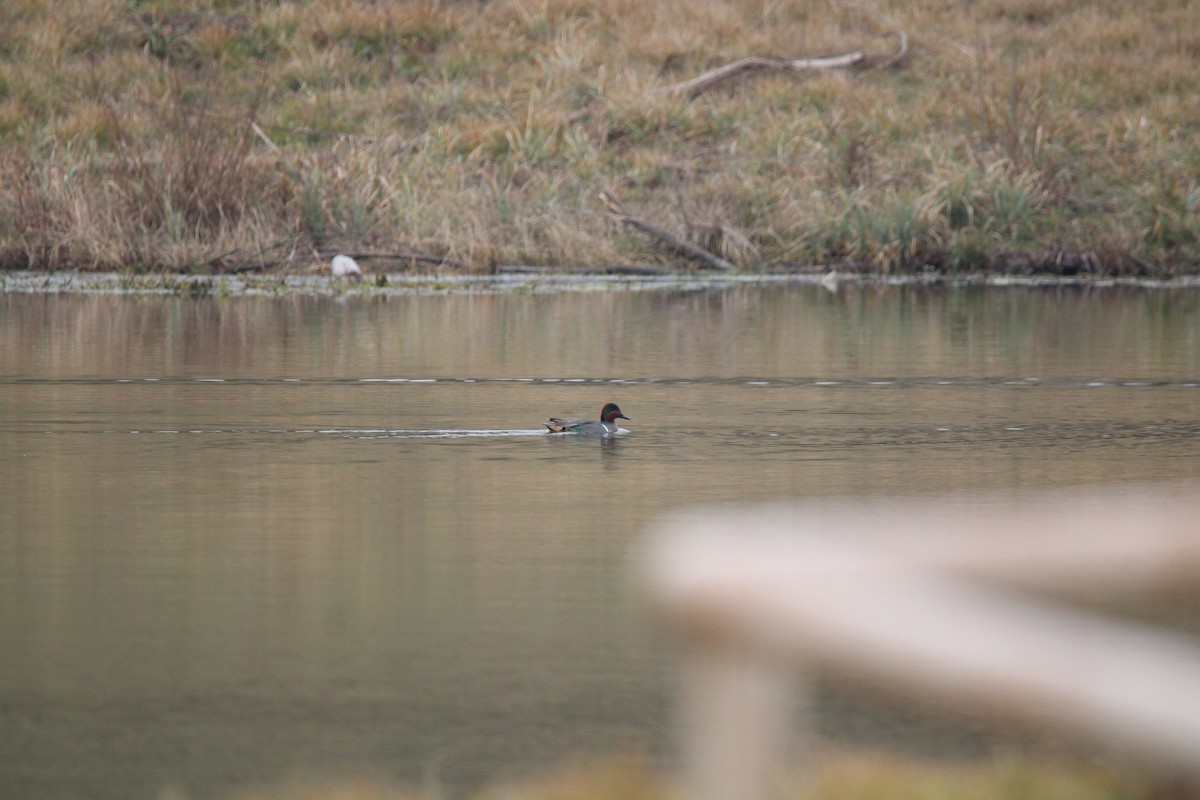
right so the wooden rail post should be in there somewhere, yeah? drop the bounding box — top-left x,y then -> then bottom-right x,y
640,488 -> 1200,800
677,647 -> 801,800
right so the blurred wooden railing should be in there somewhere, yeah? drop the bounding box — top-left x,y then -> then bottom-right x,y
639,488 -> 1200,800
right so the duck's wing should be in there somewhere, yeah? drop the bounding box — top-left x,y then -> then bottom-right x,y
544,417 -> 591,433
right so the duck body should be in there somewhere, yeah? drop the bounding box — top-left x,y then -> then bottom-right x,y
545,402 -> 630,435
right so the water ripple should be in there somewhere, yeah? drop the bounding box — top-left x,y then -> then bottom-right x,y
58,427 -> 555,439
3,376 -> 1199,388
22,421 -> 1196,447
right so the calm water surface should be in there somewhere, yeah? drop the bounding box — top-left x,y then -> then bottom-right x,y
2,284 -> 1199,799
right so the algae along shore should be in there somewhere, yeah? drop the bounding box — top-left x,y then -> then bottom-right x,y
1,0 -> 1197,277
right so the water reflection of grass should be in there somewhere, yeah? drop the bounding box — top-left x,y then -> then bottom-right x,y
1,1 -> 1197,275
212,752 -> 1149,800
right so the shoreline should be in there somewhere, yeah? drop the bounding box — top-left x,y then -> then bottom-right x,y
4,269 -> 1200,298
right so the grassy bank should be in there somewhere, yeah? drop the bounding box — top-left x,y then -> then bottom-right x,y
1,0 -> 1197,275
213,752 -> 1151,800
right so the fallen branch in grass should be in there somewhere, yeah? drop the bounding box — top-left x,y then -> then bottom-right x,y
875,28 -> 909,69
847,1 -> 909,70
202,234 -> 304,273
494,263 -> 671,275
662,4 -> 908,99
664,53 -> 866,99
600,189 -> 736,271
316,250 -> 463,269
330,252 -> 674,276
225,248 -> 676,276
199,230 -> 679,276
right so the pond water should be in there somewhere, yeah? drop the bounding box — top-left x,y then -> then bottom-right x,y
2,282 -> 1199,800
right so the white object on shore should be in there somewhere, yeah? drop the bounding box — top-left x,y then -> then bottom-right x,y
331,254 -> 362,278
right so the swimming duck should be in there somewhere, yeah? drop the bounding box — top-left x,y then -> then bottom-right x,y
544,402 -> 630,435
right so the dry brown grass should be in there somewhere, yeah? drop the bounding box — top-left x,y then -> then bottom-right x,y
1,0 -> 1197,274
197,751 -> 1150,800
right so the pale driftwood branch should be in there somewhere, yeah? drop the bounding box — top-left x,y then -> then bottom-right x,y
600,190 -> 736,271
664,53 -> 866,99
662,1 -> 910,100
844,1 -> 909,70
876,28 -> 908,69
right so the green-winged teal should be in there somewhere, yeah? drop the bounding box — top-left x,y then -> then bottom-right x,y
544,402 -> 630,435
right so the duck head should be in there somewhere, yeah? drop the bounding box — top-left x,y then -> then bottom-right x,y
600,403 -> 630,424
